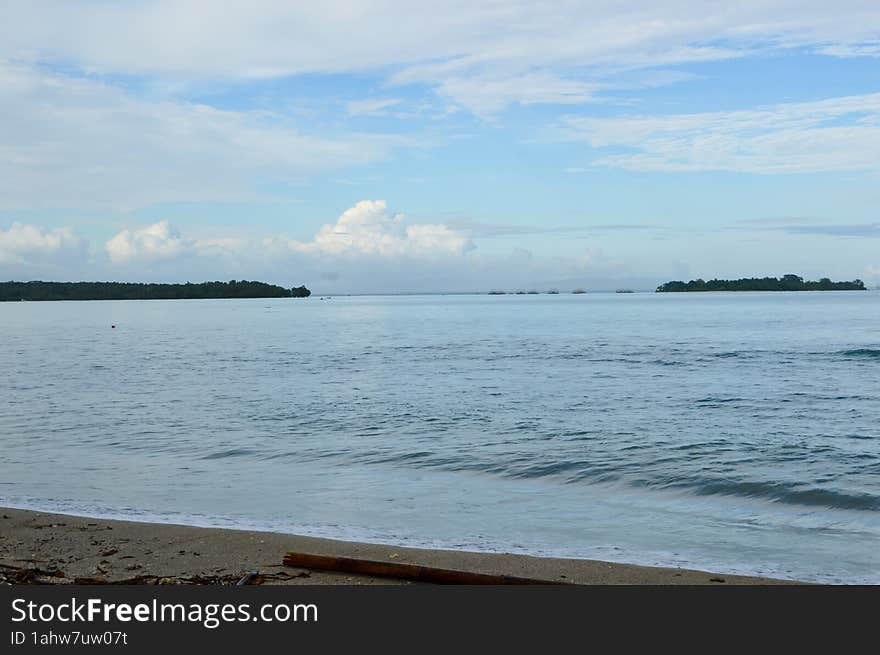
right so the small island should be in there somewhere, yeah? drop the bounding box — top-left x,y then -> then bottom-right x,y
656,274 -> 865,293
1,280 -> 311,302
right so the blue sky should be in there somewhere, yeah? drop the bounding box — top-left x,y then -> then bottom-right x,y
1,1 -> 879,292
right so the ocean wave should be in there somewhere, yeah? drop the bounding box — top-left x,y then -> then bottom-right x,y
840,348 -> 880,359
659,478 -> 879,511
200,448 -> 258,460
712,351 -> 750,359
341,447 -> 880,512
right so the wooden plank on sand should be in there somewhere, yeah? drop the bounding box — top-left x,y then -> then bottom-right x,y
282,552 -> 567,585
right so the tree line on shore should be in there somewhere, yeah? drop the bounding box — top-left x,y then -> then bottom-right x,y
0,280 -> 311,301
656,275 -> 865,292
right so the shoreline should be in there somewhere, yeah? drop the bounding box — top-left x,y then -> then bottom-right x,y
0,507 -> 796,585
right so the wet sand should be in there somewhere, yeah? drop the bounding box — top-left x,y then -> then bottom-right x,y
0,507 -> 795,585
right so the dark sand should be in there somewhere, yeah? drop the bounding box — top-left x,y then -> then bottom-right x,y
0,507 -> 795,585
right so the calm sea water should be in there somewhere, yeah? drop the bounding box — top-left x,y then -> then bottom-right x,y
2,292 -> 878,583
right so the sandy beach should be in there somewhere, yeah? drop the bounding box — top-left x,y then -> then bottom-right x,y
0,507 -> 794,585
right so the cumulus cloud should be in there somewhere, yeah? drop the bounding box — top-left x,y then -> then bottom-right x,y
267,200 -> 473,258
105,221 -> 195,263
0,214 -> 781,293
0,222 -> 87,265
100,202 -> 471,271
91,202 -> 475,288
559,92 -> 880,173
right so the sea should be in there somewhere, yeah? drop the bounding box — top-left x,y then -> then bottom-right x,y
1,291 -> 878,583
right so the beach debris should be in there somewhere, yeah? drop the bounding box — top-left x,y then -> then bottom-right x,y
282,552 -> 568,585
0,563 -> 66,585
709,577 -> 726,583
1,561 -> 309,586
29,523 -> 67,530
99,548 -> 119,557
76,576 -> 109,585
237,570 -> 260,586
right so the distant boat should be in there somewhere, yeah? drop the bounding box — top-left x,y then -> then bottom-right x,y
572,288 -> 586,294
616,289 -> 634,294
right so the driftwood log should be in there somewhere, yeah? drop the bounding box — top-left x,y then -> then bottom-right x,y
283,552 -> 567,585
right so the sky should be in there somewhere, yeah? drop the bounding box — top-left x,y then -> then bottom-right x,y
1,1 -> 879,293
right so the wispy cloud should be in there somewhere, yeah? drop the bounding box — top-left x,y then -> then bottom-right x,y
735,216 -> 825,226
445,217 -> 658,238
3,2 -> 880,116
731,216 -> 880,236
346,98 -> 401,116
772,223 -> 880,237
817,41 -> 880,58
444,218 -> 588,238
403,71 -> 599,118
0,62 -> 402,210
558,92 -> 880,174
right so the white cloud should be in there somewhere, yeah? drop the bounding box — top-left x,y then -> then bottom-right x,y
346,98 -> 401,116
559,92 -> 880,173
0,222 -> 87,265
267,200 -> 473,258
432,72 -> 597,118
99,202 -> 471,271
817,41 -> 880,58
0,1 -> 877,228
2,2 -> 879,115
105,221 -> 195,263
0,62 -> 399,210
26,211 -> 879,293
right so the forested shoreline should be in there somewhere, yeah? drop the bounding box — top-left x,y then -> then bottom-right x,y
656,275 -> 865,292
0,280 -> 311,301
